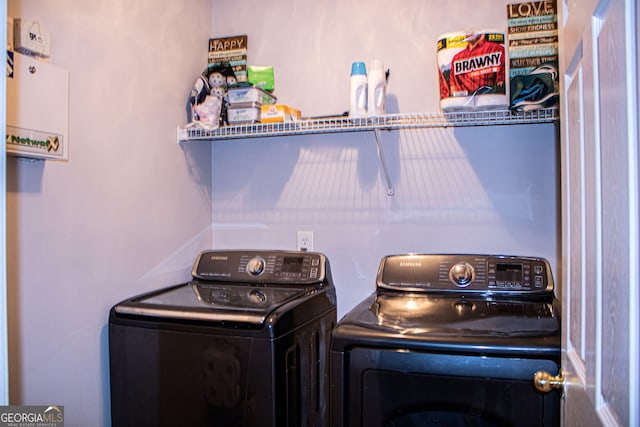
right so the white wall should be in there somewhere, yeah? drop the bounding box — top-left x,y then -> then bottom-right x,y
4,0 -> 560,425
6,1 -> 213,425
210,0 -> 560,317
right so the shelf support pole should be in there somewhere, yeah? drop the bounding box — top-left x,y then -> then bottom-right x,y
373,129 -> 394,196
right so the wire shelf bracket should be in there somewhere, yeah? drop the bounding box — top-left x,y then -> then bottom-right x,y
176,108 -> 559,197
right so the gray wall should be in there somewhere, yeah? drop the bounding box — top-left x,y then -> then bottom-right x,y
6,1 -> 213,425
210,0 -> 560,316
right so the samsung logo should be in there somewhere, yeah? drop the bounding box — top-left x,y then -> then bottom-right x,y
210,255 -> 228,261
399,261 -> 422,268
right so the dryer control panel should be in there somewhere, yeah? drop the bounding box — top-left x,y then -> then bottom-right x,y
377,254 -> 554,296
192,250 -> 326,285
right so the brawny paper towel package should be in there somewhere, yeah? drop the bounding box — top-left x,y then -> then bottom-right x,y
437,30 -> 509,111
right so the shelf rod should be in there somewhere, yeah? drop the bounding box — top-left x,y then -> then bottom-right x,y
374,128 -> 394,196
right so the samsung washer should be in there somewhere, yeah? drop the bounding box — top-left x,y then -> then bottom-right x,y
109,250 -> 336,427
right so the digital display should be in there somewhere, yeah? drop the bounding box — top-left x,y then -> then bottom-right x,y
281,256 -> 304,273
496,263 -> 522,282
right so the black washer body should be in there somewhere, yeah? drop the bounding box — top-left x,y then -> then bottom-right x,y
109,250 -> 336,427
331,254 -> 561,427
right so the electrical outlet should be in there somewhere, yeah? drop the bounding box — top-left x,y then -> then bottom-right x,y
296,231 -> 314,252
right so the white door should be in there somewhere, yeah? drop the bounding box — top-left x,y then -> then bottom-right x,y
560,0 -> 638,425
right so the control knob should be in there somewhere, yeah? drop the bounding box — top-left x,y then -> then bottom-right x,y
246,256 -> 266,276
248,289 -> 267,305
449,262 -> 475,287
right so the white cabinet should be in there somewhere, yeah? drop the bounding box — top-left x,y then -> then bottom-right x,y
6,51 -> 69,160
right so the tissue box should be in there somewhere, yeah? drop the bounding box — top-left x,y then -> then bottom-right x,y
227,102 -> 262,124
227,86 -> 276,105
260,104 -> 301,123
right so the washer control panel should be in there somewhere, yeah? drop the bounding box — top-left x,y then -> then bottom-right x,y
192,250 -> 325,284
377,254 -> 553,295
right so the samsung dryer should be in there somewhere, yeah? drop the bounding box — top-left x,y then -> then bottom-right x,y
331,254 -> 561,427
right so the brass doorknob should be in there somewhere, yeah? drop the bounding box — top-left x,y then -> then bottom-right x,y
534,370 -> 565,393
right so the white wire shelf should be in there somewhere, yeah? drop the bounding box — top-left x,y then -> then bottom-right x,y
177,107 -> 559,142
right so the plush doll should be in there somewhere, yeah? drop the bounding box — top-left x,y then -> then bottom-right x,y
208,72 -> 226,92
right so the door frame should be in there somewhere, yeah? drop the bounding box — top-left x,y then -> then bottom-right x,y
1,0 -> 10,405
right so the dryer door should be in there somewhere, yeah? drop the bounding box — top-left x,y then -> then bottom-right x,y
340,347 -> 561,427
